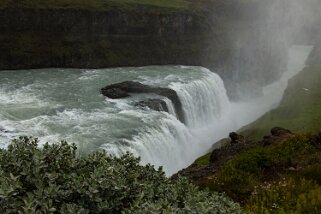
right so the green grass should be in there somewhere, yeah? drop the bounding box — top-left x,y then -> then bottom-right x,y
246,177 -> 321,213
240,64 -> 321,140
0,0 -> 199,13
194,152 -> 211,166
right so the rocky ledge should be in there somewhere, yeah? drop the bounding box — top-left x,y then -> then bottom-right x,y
101,81 -> 184,123
174,127 -> 294,181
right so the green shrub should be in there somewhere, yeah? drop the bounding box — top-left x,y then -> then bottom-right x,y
0,137 -> 242,214
246,178 -> 321,214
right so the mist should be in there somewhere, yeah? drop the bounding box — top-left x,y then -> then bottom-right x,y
224,0 -> 321,100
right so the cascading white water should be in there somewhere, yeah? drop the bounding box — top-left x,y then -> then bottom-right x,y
163,97 -> 177,117
0,66 -> 230,174
0,45 -> 313,175
169,68 -> 230,128
99,69 -> 231,174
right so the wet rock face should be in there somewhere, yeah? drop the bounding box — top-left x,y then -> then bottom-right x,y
136,99 -> 169,112
101,88 -> 130,99
101,81 -> 185,123
102,81 -> 156,95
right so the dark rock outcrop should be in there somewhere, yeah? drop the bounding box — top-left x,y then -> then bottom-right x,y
102,88 -> 129,99
229,132 -> 245,144
270,127 -> 292,137
101,81 -> 184,123
175,127 -> 294,182
136,99 -> 169,112
262,127 -> 293,146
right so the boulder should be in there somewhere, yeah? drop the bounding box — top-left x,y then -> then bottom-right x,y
101,81 -> 185,123
229,132 -> 245,144
136,99 -> 169,112
270,127 -> 292,137
262,127 -> 293,146
102,88 -> 129,99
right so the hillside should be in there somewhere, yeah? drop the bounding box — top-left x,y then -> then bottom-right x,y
176,60 -> 321,212
240,64 -> 321,140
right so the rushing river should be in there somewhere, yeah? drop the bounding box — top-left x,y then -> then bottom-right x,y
0,45 -> 312,175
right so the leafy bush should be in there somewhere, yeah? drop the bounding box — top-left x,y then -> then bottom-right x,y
0,137 -> 242,214
246,178 -> 321,213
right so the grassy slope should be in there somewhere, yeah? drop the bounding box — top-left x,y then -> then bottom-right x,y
0,0 -> 201,13
240,64 -> 321,140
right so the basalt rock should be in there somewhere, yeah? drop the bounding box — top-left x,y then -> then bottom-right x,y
262,127 -> 293,146
101,81 -> 184,123
102,88 -> 130,99
229,132 -> 245,144
270,127 -> 292,137
136,99 -> 169,113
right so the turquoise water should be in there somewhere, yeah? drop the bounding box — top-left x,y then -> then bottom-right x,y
0,66 -> 229,174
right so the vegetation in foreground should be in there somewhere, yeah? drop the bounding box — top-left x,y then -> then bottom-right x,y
0,137 -> 242,214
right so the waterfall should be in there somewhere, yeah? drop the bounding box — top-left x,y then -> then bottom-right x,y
0,45 -> 312,176
0,66 -> 232,175
163,97 -> 177,117
100,69 -> 231,175
169,68 -> 230,128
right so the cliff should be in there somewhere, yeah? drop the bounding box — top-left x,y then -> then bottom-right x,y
0,0 -> 291,98
0,8 -> 212,69
0,0 -> 224,70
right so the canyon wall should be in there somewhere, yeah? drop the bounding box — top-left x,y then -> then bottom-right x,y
1,1 -> 319,98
